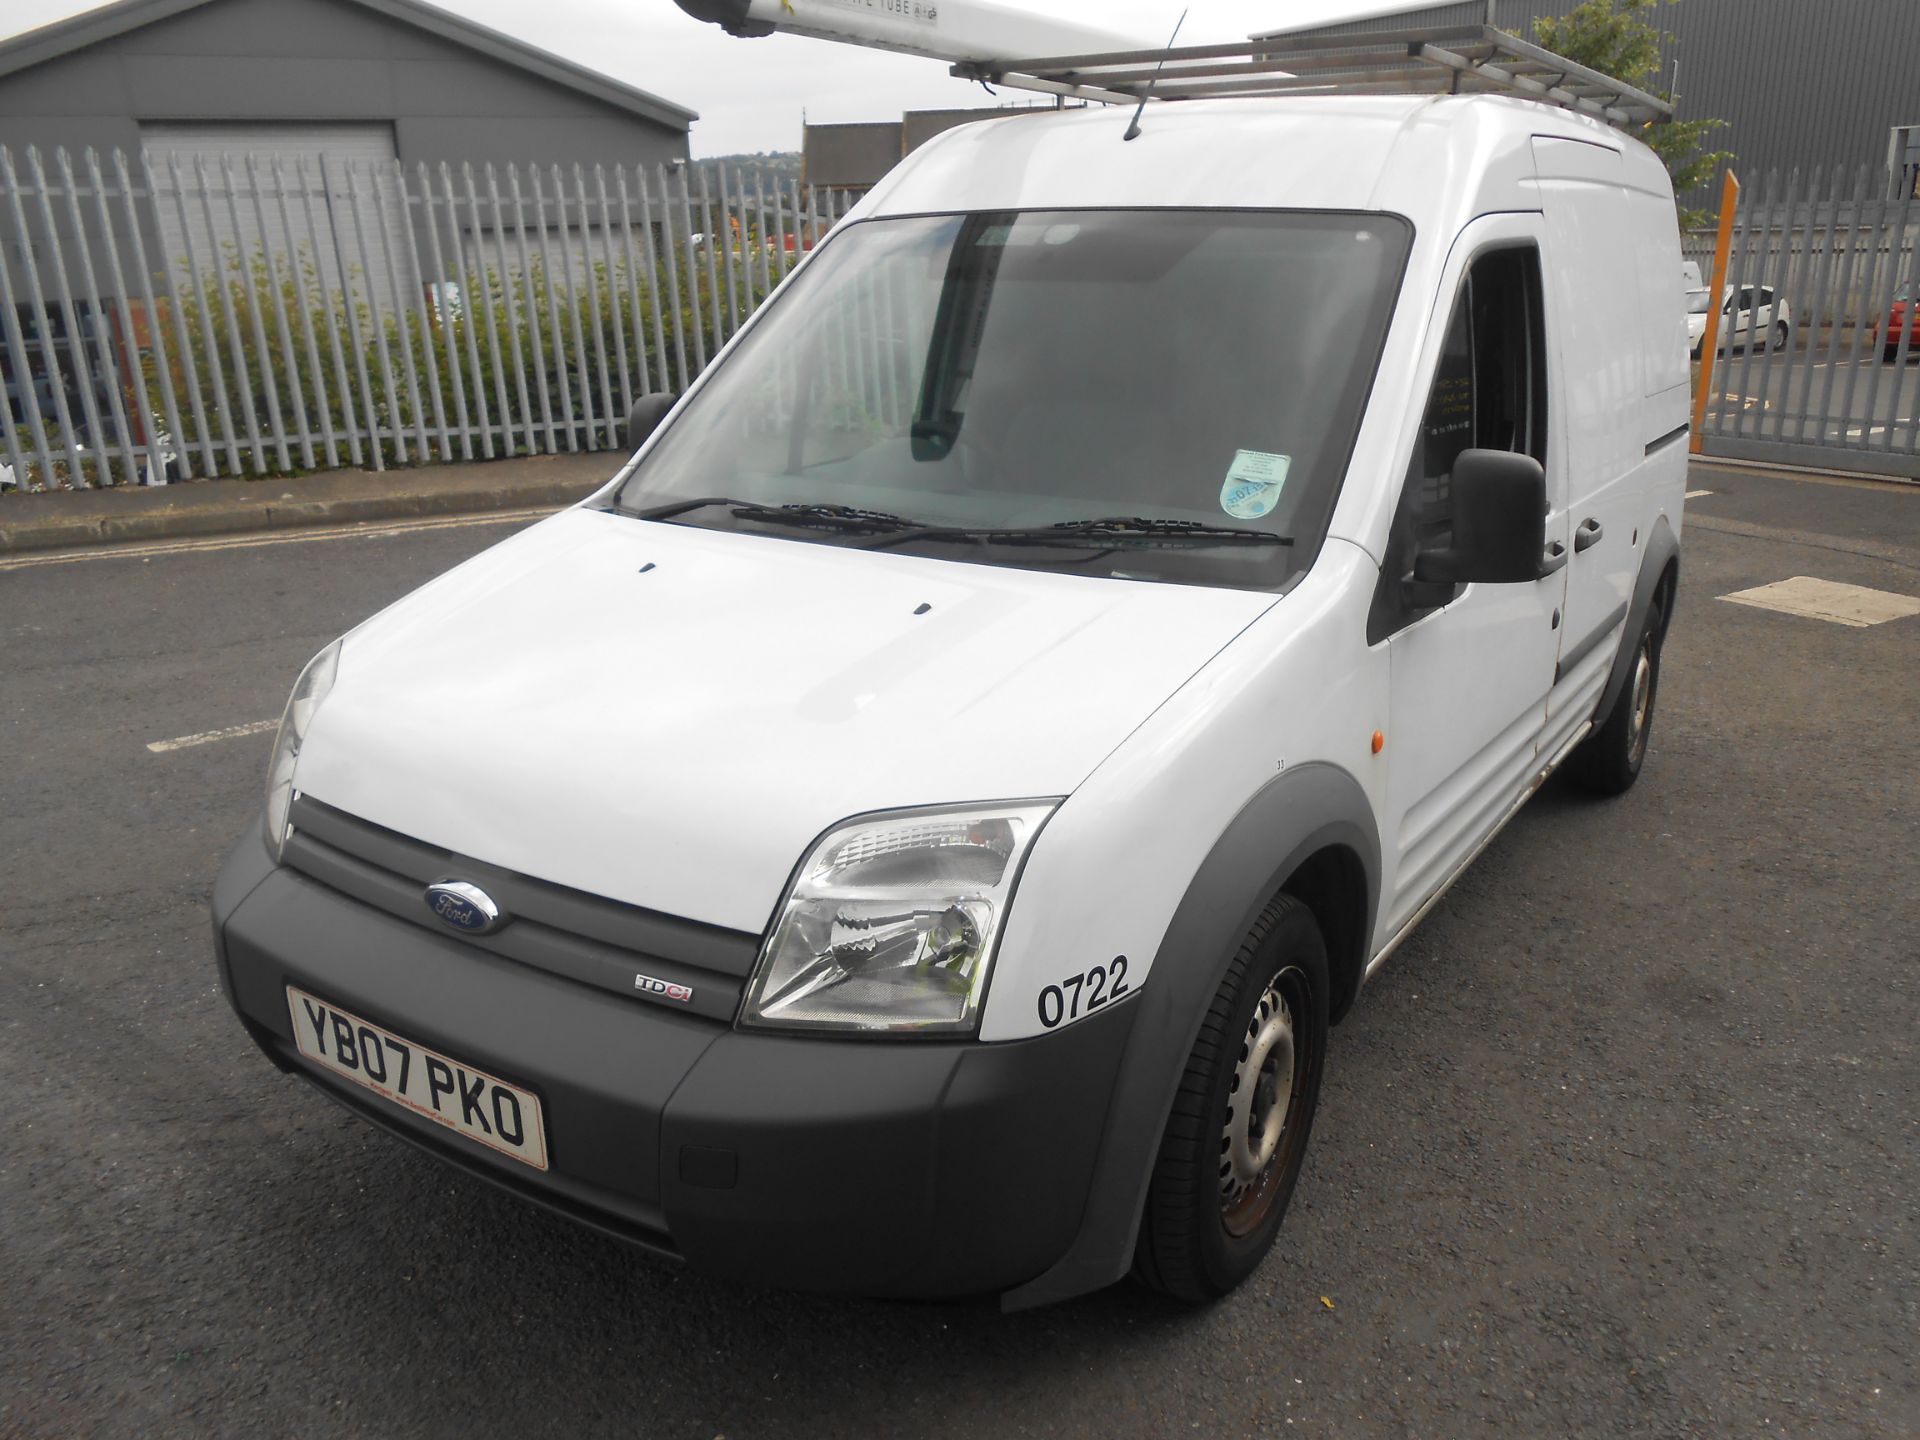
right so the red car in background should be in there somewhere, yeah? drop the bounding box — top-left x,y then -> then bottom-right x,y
1882,285 -> 1918,362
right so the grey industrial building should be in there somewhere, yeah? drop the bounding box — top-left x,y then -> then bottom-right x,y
0,0 -> 696,443
804,105 -> 1057,194
1261,0 -> 1919,203
0,0 -> 695,170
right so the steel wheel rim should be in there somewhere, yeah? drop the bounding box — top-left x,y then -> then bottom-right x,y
1627,640 -> 1653,767
1219,968 -> 1305,1237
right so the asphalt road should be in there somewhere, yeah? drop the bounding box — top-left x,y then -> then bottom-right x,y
4,470 -> 1918,1439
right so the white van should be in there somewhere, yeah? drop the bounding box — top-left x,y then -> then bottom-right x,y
213,86 -> 1689,1309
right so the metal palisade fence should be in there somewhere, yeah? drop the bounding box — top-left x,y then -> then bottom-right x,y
6,145 -> 1917,490
1687,169 -> 1919,479
0,143 -> 857,489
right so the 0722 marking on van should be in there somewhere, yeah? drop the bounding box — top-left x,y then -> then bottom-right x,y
1036,957 -> 1131,1029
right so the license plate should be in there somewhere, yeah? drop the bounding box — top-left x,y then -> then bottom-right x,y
286,986 -> 549,1171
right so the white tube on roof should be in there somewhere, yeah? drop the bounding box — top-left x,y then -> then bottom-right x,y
672,0 -> 1151,64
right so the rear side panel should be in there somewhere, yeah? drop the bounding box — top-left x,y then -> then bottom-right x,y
1532,135 -> 1684,752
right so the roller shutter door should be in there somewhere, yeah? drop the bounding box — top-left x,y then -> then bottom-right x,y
141,122 -> 418,313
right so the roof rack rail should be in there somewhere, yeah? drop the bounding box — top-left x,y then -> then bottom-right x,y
951,25 -> 1672,130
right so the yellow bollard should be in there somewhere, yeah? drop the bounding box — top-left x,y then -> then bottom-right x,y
1691,170 -> 1741,453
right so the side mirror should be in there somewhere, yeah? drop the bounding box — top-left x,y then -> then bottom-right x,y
1412,448 -> 1549,587
622,392 -> 678,449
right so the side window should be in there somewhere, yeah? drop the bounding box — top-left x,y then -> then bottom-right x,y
1369,245 -> 1548,642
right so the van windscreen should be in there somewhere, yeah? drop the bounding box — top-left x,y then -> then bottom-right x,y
611,209 -> 1411,589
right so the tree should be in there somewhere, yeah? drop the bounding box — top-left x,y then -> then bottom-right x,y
1532,0 -> 1731,227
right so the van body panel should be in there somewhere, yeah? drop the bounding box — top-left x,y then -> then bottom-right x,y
981,540 -> 1385,1039
293,506 -> 1275,933
215,88 -> 1691,1308
1372,212 -> 1568,940
1530,137 -> 1686,744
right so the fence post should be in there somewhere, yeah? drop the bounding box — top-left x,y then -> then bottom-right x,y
1854,192 -> 1912,452
216,153 -> 288,472
109,149 -> 191,482
419,163 -> 475,462
390,163 -> 449,462
594,163 -> 634,417
339,156 -> 406,466
1692,170 -> 1740,453
527,165 -> 575,451
0,217 -> 43,486
2,147 -> 86,484
455,164 -> 509,459
194,153 -> 267,473
299,153 -> 371,470
266,153 -> 334,470
614,165 -> 653,401
30,145 -> 119,485
566,163 -> 612,449
55,147 -> 140,486
505,164 -> 558,454
1809,168 -> 1872,446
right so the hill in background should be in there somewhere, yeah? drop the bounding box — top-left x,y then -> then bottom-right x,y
694,152 -> 803,194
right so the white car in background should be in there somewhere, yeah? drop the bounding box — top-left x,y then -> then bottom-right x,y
1685,285 -> 1712,354
1695,284 -> 1793,357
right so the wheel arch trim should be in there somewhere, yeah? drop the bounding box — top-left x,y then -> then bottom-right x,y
1001,761 -> 1379,1310
1593,513 -> 1679,725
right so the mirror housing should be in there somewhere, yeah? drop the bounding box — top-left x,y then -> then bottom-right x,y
622,392 -> 678,449
1412,448 -> 1549,587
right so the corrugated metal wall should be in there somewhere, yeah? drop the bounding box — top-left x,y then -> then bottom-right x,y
1270,0 -> 1920,203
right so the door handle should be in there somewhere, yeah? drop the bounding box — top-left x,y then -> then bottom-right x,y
1574,517 -> 1604,553
1537,539 -> 1568,578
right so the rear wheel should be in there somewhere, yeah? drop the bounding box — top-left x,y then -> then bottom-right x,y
1565,594 -> 1666,797
1772,320 -> 1789,352
1133,894 -> 1328,1301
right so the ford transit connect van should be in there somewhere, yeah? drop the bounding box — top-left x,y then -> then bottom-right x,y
212,90 -> 1688,1309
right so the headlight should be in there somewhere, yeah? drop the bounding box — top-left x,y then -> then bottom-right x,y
741,802 -> 1056,1036
264,640 -> 341,862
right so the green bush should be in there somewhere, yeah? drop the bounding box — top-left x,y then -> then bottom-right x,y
142,232 -> 776,478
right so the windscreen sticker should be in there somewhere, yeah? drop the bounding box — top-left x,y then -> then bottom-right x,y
1219,450 -> 1291,519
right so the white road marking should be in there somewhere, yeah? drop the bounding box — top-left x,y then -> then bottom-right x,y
1685,489 -> 1715,499
1718,576 -> 1920,628
147,718 -> 278,753
0,506 -> 559,571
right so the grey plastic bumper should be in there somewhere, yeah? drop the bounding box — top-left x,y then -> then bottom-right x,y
211,830 -> 1137,1299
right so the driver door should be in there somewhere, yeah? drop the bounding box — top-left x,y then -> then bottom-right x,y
1372,217 -> 1570,936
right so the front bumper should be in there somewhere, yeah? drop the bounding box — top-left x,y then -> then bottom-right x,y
212,826 -> 1136,1300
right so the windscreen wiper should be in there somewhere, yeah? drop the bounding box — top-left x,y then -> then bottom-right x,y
869,515 -> 1293,551
1035,517 -> 1292,545
627,496 -> 926,532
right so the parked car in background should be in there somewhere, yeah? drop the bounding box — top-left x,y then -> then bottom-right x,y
1685,284 -> 1712,355
1879,285 -> 1917,361
1713,285 -> 1791,355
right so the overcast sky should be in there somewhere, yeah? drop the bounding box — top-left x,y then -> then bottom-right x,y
4,0 -> 1379,155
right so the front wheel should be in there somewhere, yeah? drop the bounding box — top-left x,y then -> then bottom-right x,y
1772,321 -> 1789,353
1133,894 -> 1328,1301
1565,595 -> 1666,796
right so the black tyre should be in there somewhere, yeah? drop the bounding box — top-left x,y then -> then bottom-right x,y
1772,321 -> 1789,353
1133,894 -> 1328,1301
1565,594 -> 1666,797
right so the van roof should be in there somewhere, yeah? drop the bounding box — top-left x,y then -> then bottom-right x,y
862,93 -> 1659,230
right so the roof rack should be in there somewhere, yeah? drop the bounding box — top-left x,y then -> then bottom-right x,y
951,25 -> 1672,130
